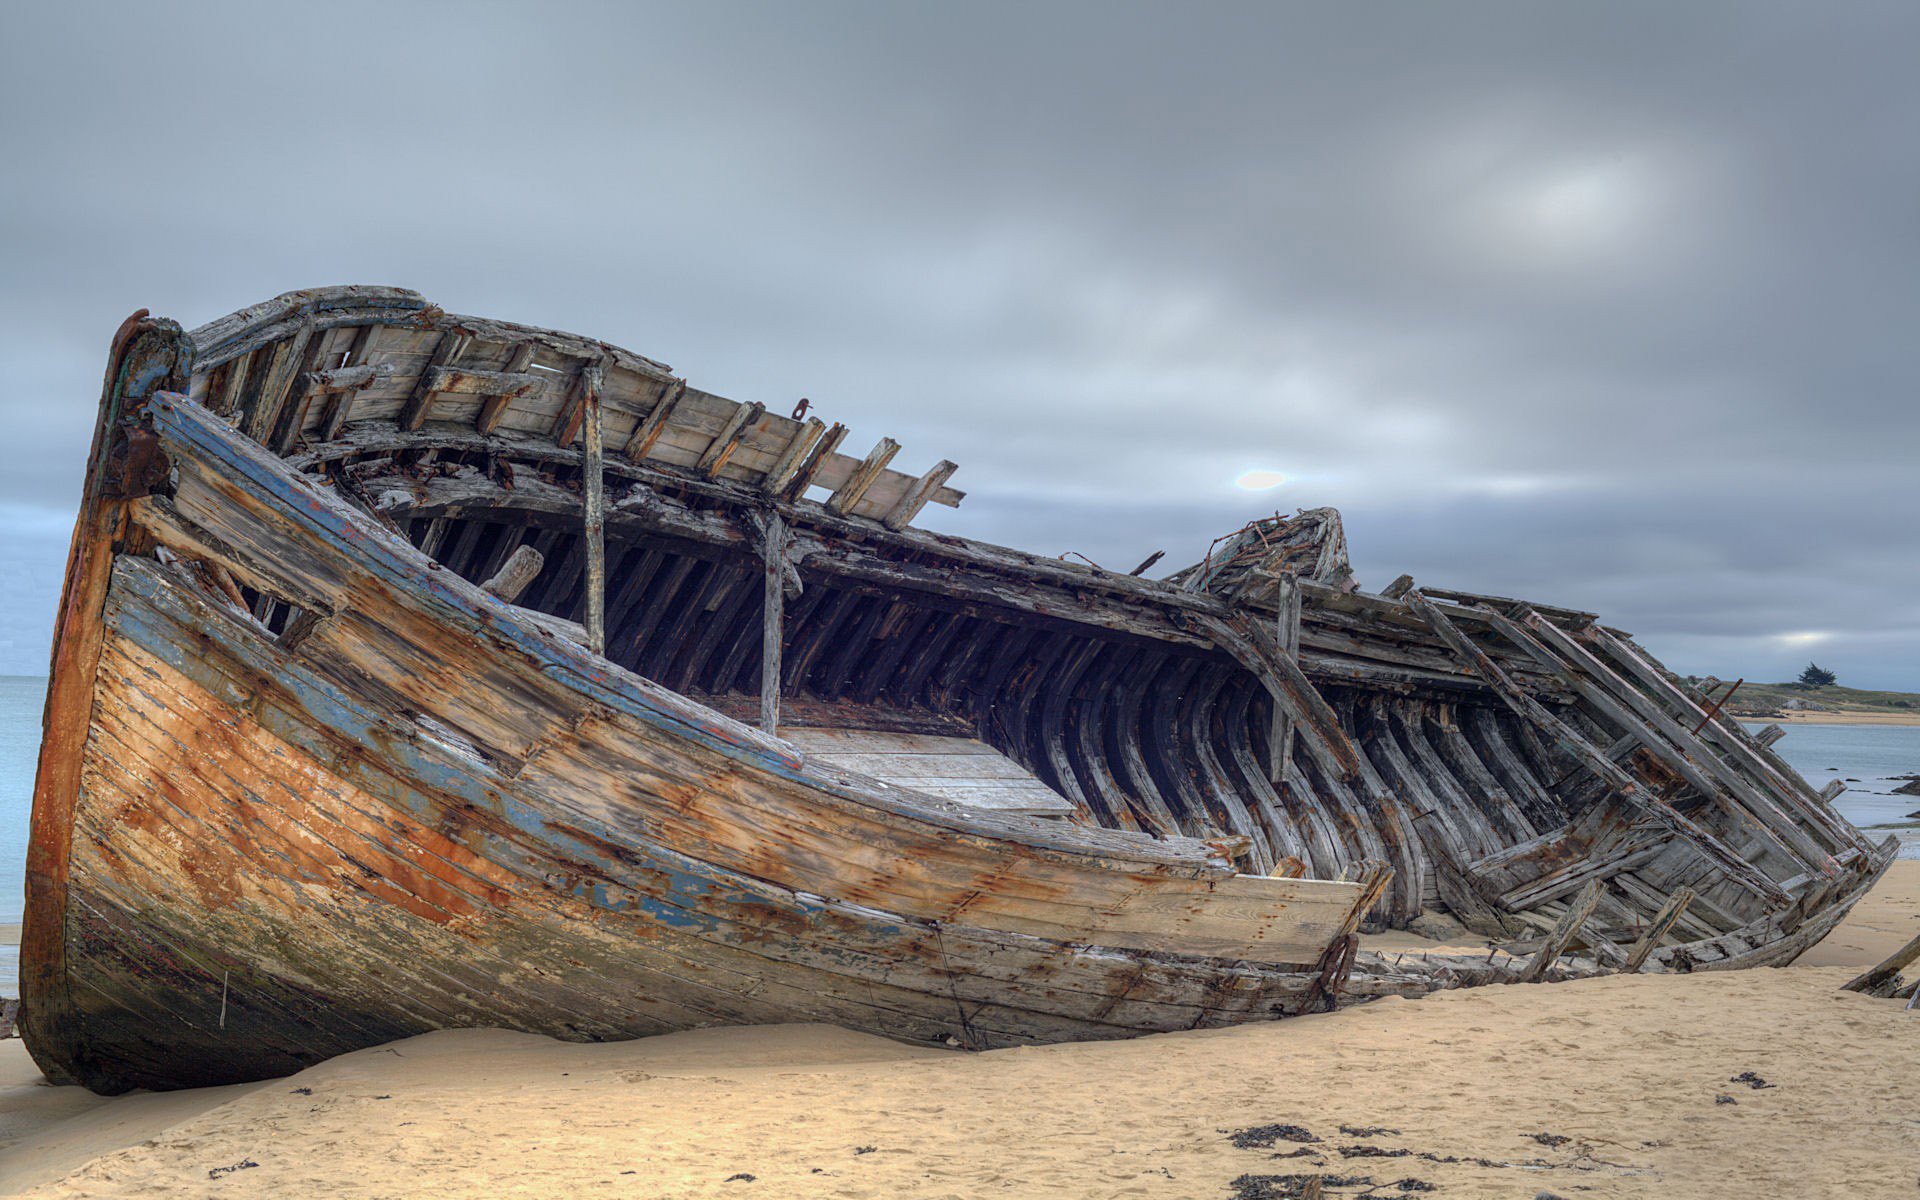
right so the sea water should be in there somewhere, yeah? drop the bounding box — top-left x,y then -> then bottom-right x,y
0,676 -> 1914,998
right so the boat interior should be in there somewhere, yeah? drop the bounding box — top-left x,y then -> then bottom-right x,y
177,286 -> 1890,966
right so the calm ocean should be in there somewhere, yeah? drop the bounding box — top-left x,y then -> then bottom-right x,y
0,675 -> 1913,996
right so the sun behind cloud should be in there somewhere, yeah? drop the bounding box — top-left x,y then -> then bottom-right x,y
1235,469 -> 1286,491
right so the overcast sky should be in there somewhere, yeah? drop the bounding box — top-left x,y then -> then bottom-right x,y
1,2 -> 1914,687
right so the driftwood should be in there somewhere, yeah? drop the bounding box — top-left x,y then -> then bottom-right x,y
1842,931 -> 1920,997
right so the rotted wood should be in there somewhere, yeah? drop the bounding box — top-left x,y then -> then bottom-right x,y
474,344 -> 540,434
482,544 -> 546,604
622,378 -> 687,462
826,437 -> 899,515
581,361 -> 608,654
1488,606 -> 1825,866
318,325 -> 384,441
242,315 -> 317,444
778,422 -> 849,501
1520,878 -> 1605,982
1269,571 -> 1301,785
697,401 -> 766,478
1403,587 -> 1789,908
1842,930 -> 1920,996
1754,724 -> 1786,748
882,459 -> 959,531
399,330 -> 472,431
762,418 -> 826,496
757,512 -> 792,735
1623,887 -> 1695,972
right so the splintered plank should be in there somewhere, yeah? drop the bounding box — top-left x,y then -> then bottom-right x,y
399,330 -> 472,430
698,401 -> 766,478
622,379 -> 687,462
825,437 -> 900,515
880,459 -> 959,530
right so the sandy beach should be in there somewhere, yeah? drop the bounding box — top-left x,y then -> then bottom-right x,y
0,863 -> 1912,1199
1735,709 -> 1920,727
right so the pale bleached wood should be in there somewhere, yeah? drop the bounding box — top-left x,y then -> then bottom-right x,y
1624,886 -> 1695,972
1270,571 -> 1300,785
760,512 -> 789,735
622,379 -> 686,462
826,437 -> 899,515
481,544 -> 545,604
475,343 -> 539,435
581,361 -> 608,654
881,459 -> 959,531
399,330 -> 471,431
698,401 -> 765,478
1521,878 -> 1605,982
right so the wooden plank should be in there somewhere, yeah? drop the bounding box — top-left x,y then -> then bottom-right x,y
424,364 -> 545,398
318,326 -> 382,441
759,513 -> 789,735
481,544 -> 544,604
880,459 -> 959,530
1520,878 -> 1605,981
398,330 -> 471,431
1842,930 -> 1920,995
1270,571 -> 1300,785
1403,587 -> 1790,907
697,401 -> 766,478
581,361 -> 607,654
777,422 -> 849,501
1624,887 -> 1695,972
825,437 -> 899,515
622,379 -> 686,462
242,316 -> 316,443
1755,724 -> 1786,748
475,343 -> 539,435
762,418 -> 826,495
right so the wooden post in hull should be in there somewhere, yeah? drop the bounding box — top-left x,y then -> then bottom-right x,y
1521,879 -> 1605,982
760,512 -> 790,735
581,361 -> 607,654
1270,571 -> 1300,786
1624,887 -> 1695,972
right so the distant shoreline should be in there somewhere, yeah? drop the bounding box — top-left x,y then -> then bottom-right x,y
1734,710 -> 1920,728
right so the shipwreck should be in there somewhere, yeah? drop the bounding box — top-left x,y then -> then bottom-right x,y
19,287 -> 1892,1092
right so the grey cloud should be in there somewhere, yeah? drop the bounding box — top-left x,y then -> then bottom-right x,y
0,1 -> 1912,686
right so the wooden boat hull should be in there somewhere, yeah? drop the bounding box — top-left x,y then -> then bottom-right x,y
21,296 -> 1893,1093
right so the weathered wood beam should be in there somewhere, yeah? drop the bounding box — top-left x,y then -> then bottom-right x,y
757,512 -> 791,735
1404,587 -> 1789,907
1493,606 -> 1825,866
1192,611 -> 1363,783
243,315 -> 317,444
881,459 -> 959,531
1842,929 -> 1920,995
697,401 -> 766,478
581,361 -> 608,654
778,422 -> 849,501
1269,571 -> 1301,786
399,330 -> 471,431
1520,879 -> 1605,982
825,437 -> 900,515
318,325 -> 383,442
1818,779 -> 1846,803
1623,887 -> 1695,972
424,364 -> 545,400
474,343 -> 539,435
481,544 -> 545,604
1755,724 -> 1786,748
622,379 -> 687,462
762,417 -> 826,496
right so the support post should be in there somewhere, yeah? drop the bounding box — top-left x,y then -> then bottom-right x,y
1521,879 -> 1606,982
1270,571 -> 1300,785
581,361 -> 607,655
759,513 -> 790,735
1623,887 -> 1695,972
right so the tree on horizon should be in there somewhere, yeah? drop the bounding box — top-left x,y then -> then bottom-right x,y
1796,662 -> 1837,688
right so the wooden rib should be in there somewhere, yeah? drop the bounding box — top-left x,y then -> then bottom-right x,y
399,330 -> 471,431
242,316 -> 317,443
881,460 -> 959,531
762,418 -> 826,495
474,343 -> 540,434
1520,879 -> 1606,982
318,326 -> 382,442
1403,587 -> 1789,907
1624,887 -> 1695,972
825,437 -> 899,515
1269,572 -> 1301,784
581,361 -> 608,655
698,402 -> 766,479
778,422 -> 849,501
759,514 -> 790,735
622,379 -> 687,462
